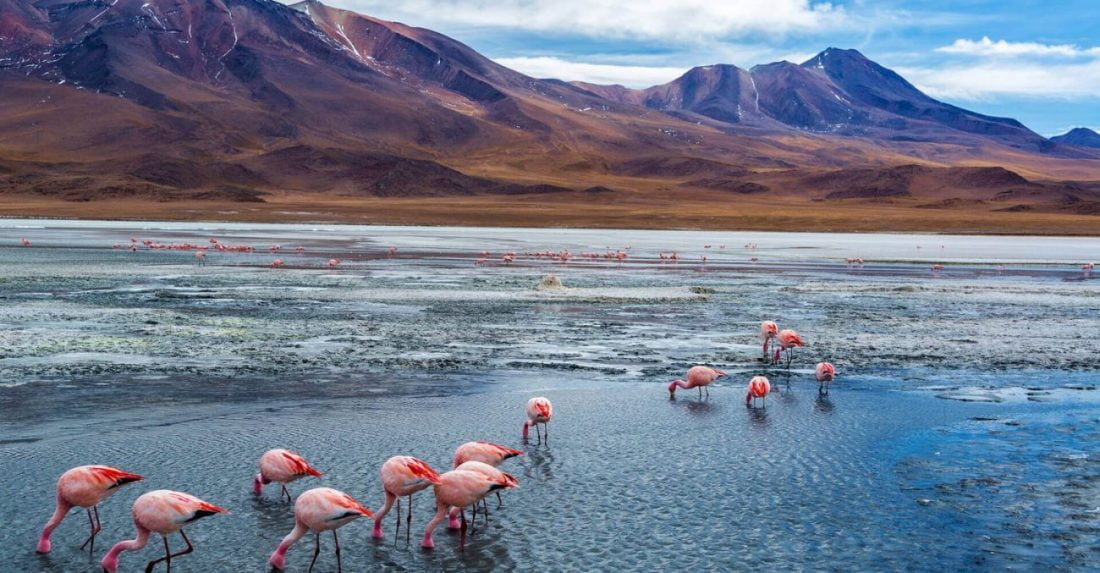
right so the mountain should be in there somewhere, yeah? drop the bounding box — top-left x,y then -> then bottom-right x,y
1052,128 -> 1100,149
1,0 -> 1099,229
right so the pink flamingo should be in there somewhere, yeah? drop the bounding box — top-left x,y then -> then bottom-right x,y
453,441 -> 523,506
453,441 -> 524,468
668,365 -> 728,399
774,329 -> 804,368
815,362 -> 837,394
327,258 -> 341,269
371,456 -> 442,545
388,246 -> 398,256
447,461 -> 519,530
268,487 -> 373,572
931,263 -> 944,272
195,251 -> 206,265
253,449 -> 322,501
37,465 -> 143,554
421,469 -> 516,549
100,490 -> 228,573
522,397 -> 553,444
21,238 -> 31,247
746,376 -> 771,407
759,321 -> 779,358
272,258 -> 285,268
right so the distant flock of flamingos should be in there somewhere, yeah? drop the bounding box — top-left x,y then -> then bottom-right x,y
34,317 -> 828,572
17,236 -> 1098,274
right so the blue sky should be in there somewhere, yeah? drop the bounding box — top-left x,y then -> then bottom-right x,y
300,0 -> 1100,136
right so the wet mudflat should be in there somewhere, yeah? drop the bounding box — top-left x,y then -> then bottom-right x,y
0,220 -> 1098,571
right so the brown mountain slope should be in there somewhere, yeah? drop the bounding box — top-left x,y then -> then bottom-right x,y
0,0 -> 1099,232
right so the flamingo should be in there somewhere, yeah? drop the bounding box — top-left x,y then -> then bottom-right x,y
759,321 -> 779,358
746,376 -> 771,407
421,469 -> 516,549
272,258 -> 285,268
268,487 -> 373,572
448,461 -> 519,530
195,251 -> 206,266
371,456 -> 442,545
327,258 -> 341,269
522,397 -> 553,444
37,465 -> 143,554
21,238 -> 31,247
100,490 -> 227,573
773,329 -> 804,368
815,362 -> 837,394
453,441 -> 523,506
668,365 -> 728,399
253,449 -> 322,501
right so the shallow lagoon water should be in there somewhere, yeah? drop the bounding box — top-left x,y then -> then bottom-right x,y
0,221 -> 1098,571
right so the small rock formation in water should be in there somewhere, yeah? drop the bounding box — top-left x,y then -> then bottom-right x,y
536,274 -> 564,290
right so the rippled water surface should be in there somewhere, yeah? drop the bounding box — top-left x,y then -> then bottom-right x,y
0,221 -> 1098,572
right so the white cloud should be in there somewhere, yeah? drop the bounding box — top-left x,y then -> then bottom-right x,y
494,56 -> 687,86
326,0 -> 847,42
937,36 -> 1100,58
900,60 -> 1100,100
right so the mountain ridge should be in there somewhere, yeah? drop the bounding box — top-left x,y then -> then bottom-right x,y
1,0 -> 1099,228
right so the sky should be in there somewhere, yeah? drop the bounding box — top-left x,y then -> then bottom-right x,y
292,0 -> 1100,136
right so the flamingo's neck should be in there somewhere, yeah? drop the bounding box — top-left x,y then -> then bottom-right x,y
522,421 -> 530,438
268,522 -> 307,569
252,473 -> 265,495
100,526 -> 150,573
668,379 -> 688,393
36,498 -> 73,553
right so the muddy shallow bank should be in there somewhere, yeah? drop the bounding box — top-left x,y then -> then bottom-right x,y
0,221 -> 1098,571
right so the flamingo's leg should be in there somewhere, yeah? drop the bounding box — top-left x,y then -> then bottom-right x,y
394,496 -> 401,546
80,505 -> 102,552
307,532 -> 320,573
281,484 -> 292,502
495,491 -> 503,507
333,529 -> 342,573
144,531 -> 193,573
406,494 -> 413,547
459,508 -> 467,549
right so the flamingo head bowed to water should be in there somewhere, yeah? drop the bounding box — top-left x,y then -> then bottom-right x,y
668,365 -> 727,399
522,397 -> 553,444
773,329 -> 804,367
372,456 -> 441,544
100,490 -> 227,573
746,376 -> 771,407
268,487 -> 373,571
253,448 -> 323,501
815,362 -> 837,393
759,321 -> 779,356
37,465 -> 144,554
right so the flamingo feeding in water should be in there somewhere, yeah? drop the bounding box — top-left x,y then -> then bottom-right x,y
253,448 -> 323,501
746,376 -> 771,407
447,461 -> 519,530
195,251 -> 205,265
668,365 -> 728,399
372,456 -> 441,545
453,441 -> 524,506
815,362 -> 837,393
37,465 -> 143,554
773,329 -> 804,368
268,487 -> 373,572
21,237 -> 31,247
522,397 -> 553,444
759,321 -> 779,358
421,469 -> 516,549
272,258 -> 285,268
327,258 -> 341,269
100,490 -> 227,573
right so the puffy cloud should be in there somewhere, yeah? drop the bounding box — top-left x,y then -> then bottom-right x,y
494,56 -> 687,86
323,0 -> 847,42
900,60 -> 1100,100
937,36 -> 1100,58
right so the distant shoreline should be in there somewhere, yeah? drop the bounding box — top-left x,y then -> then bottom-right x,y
1,195 -> 1099,236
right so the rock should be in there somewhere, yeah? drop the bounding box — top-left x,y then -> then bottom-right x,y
536,274 -> 564,290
